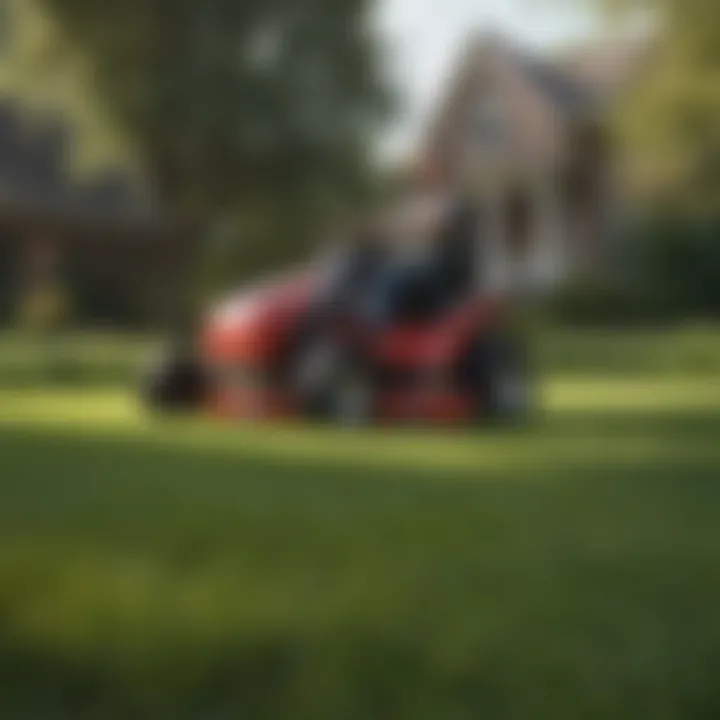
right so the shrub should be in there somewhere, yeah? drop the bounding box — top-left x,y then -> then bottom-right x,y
551,213 -> 720,325
548,275 -> 637,326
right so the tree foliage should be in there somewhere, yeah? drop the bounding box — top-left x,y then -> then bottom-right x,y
28,0 -> 390,227
0,0 -> 128,172
561,0 -> 720,213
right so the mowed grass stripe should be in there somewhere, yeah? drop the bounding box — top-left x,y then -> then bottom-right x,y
2,378 -> 720,478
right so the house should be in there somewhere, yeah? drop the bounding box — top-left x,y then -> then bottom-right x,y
0,102 -> 187,326
418,32 -> 647,293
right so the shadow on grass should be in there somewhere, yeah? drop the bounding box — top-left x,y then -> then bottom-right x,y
542,408 -> 720,441
1,410 -> 720,718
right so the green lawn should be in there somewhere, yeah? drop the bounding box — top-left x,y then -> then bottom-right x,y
1,333 -> 720,718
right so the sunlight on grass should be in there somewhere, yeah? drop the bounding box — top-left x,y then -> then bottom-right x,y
548,376 -> 720,411
4,376 -> 719,428
2,377 -> 720,478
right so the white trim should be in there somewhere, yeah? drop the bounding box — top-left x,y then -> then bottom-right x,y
477,187 -> 508,293
530,174 -> 567,289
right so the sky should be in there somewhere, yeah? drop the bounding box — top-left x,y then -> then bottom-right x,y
374,0 -> 601,160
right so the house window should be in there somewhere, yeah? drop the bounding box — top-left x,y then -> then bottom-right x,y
472,93 -> 507,144
505,188 -> 532,258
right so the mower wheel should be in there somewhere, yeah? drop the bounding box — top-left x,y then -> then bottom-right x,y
141,348 -> 207,413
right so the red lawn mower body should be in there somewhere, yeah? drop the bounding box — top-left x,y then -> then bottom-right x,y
201,269 -> 508,424
145,198 -> 531,425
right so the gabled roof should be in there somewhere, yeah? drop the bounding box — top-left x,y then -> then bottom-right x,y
518,54 -> 597,116
419,31 -> 649,178
427,32 -> 647,139
0,100 -> 164,229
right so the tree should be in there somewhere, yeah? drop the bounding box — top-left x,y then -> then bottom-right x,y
549,0 -> 720,214
23,0 -> 391,288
